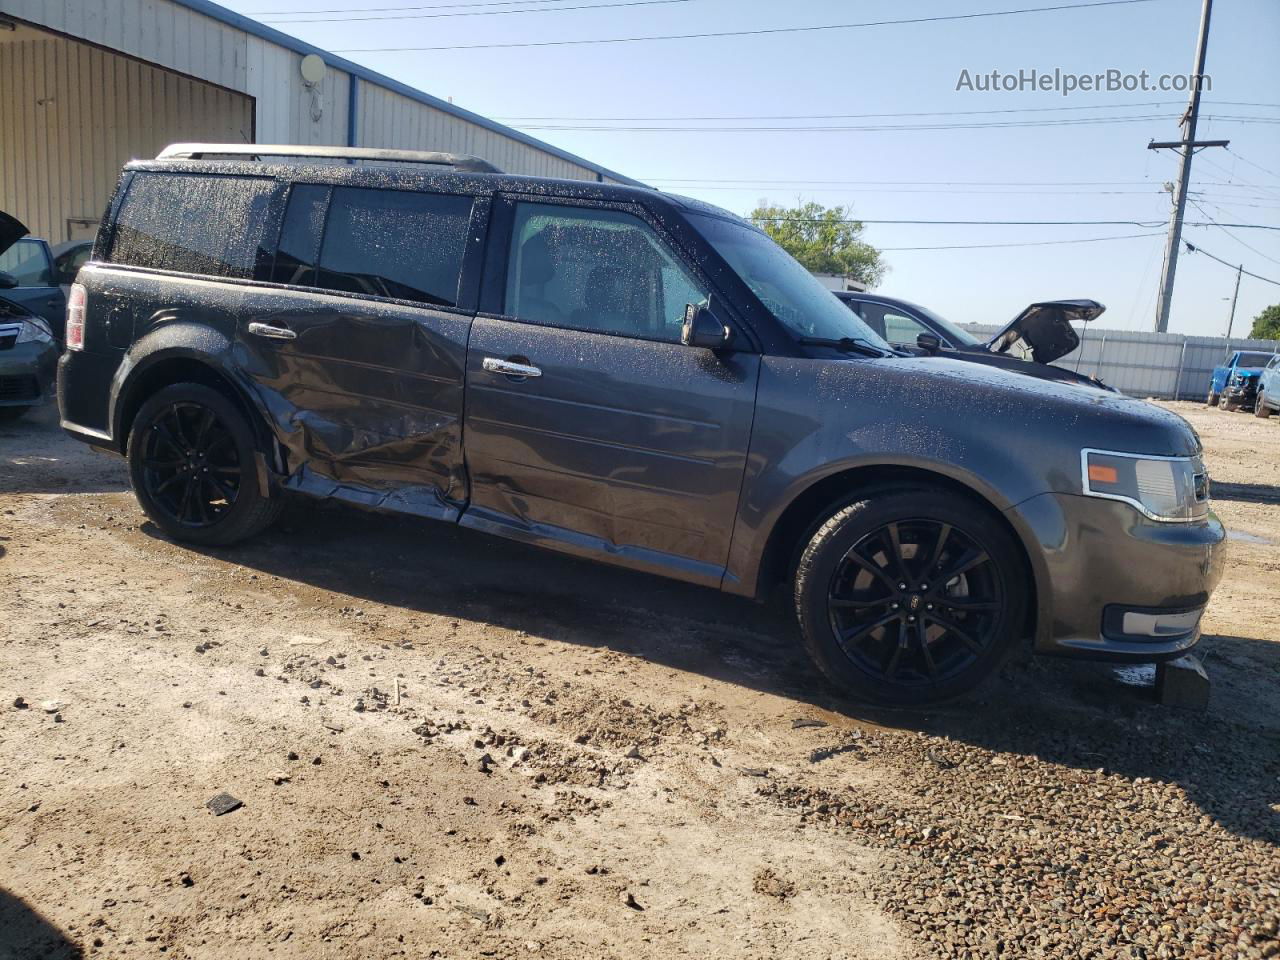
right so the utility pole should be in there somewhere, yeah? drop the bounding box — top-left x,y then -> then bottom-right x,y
1224,262 -> 1242,338
1148,0 -> 1227,333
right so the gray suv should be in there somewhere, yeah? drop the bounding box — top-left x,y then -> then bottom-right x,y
57,144 -> 1226,705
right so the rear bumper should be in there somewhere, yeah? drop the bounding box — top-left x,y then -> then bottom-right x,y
0,340 -> 58,407
1009,492 -> 1226,662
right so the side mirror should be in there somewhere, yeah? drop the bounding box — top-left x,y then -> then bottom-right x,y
916,332 -> 942,354
0,271 -> 17,290
681,303 -> 733,351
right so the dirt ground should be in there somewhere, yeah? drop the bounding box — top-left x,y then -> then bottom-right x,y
1,399 -> 1277,960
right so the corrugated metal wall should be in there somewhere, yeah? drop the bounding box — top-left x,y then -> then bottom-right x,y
2,0 -> 626,181
0,31 -> 252,242
963,324 -> 1280,399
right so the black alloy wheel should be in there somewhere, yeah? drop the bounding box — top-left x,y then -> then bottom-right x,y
826,519 -> 1003,688
128,382 -> 282,546
794,488 -> 1026,706
139,401 -> 242,528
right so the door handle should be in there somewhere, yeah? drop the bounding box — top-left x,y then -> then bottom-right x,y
247,321 -> 297,341
483,357 -> 541,378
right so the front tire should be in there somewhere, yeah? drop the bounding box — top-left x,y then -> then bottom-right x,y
1206,390 -> 1219,407
1222,394 -> 1240,412
1256,391 -> 1273,418
794,488 -> 1028,707
127,382 -> 281,546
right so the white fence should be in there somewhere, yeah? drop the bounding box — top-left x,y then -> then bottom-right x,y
961,325 -> 1280,400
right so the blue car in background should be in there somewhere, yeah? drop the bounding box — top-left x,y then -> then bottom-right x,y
1255,354 -> 1280,419
1208,350 -> 1278,411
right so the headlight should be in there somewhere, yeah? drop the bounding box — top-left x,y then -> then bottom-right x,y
15,318 -> 54,344
1082,449 -> 1209,522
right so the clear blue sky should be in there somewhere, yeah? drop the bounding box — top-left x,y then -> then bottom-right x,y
222,0 -> 1280,336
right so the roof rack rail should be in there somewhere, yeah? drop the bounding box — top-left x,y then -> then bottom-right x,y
156,143 -> 503,174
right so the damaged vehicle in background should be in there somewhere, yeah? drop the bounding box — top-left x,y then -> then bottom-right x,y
57,143 -> 1225,707
1209,349 -> 1277,411
835,291 -> 1114,391
0,212 -> 59,421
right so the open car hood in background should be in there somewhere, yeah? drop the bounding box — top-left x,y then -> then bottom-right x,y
985,299 -> 1105,365
0,211 -> 30,258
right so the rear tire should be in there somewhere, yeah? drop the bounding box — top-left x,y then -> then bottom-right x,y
1256,391 -> 1273,418
0,406 -> 30,422
794,488 -> 1028,707
1222,395 -> 1239,412
127,382 -> 281,546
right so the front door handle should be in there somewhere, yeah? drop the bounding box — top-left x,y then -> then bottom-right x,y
247,321 -> 297,341
482,357 -> 541,378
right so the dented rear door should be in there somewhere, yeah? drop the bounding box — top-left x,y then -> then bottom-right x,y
236,183 -> 488,520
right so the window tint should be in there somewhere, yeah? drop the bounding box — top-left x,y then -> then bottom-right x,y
271,185 -> 329,286
881,310 -> 930,345
504,203 -> 707,342
0,239 -> 54,286
315,187 -> 472,307
109,173 -> 275,279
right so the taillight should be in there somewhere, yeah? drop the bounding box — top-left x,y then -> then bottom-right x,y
66,283 -> 86,350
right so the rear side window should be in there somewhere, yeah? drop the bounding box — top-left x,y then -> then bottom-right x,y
271,184 -> 329,286
315,187 -> 473,307
109,173 -> 275,279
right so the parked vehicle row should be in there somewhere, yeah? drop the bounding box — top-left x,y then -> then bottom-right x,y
0,212 -> 61,421
52,143 -> 1225,707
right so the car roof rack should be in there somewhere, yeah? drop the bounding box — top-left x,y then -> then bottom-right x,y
156,143 -> 503,174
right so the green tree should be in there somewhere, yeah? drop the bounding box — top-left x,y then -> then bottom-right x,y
1249,304 -> 1280,340
748,201 -> 887,287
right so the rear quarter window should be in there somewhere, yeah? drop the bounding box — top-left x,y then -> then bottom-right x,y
108,173 -> 276,279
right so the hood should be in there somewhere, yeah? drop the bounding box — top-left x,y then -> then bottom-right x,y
985,299 -> 1105,365
0,211 -> 29,258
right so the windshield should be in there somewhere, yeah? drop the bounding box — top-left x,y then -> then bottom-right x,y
1238,352 -> 1276,368
688,213 -> 891,349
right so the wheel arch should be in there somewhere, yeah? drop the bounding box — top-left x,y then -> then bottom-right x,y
751,463 -> 1042,640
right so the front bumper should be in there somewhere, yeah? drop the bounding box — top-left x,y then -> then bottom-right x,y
0,340 -> 58,407
1009,492 -> 1226,662
1222,379 -> 1258,406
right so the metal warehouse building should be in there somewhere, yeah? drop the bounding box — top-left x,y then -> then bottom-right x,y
0,0 -> 637,245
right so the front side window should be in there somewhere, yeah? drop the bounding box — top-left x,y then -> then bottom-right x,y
0,239 -> 55,286
109,173 -> 276,279
316,187 -> 473,307
504,203 -> 707,343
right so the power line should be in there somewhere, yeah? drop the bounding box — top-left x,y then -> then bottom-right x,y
332,0 -> 1166,52
747,217 -> 1280,230
646,177 -> 1255,186
513,114 -> 1276,132
251,0 -> 589,14
259,0 -> 690,23
1187,199 -> 1280,266
1184,242 -> 1280,286
880,231 -> 1164,251
1225,147 -> 1280,183
496,101 -> 1190,122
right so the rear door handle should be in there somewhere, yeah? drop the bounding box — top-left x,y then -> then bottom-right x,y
247,321 -> 297,341
482,357 -> 541,378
